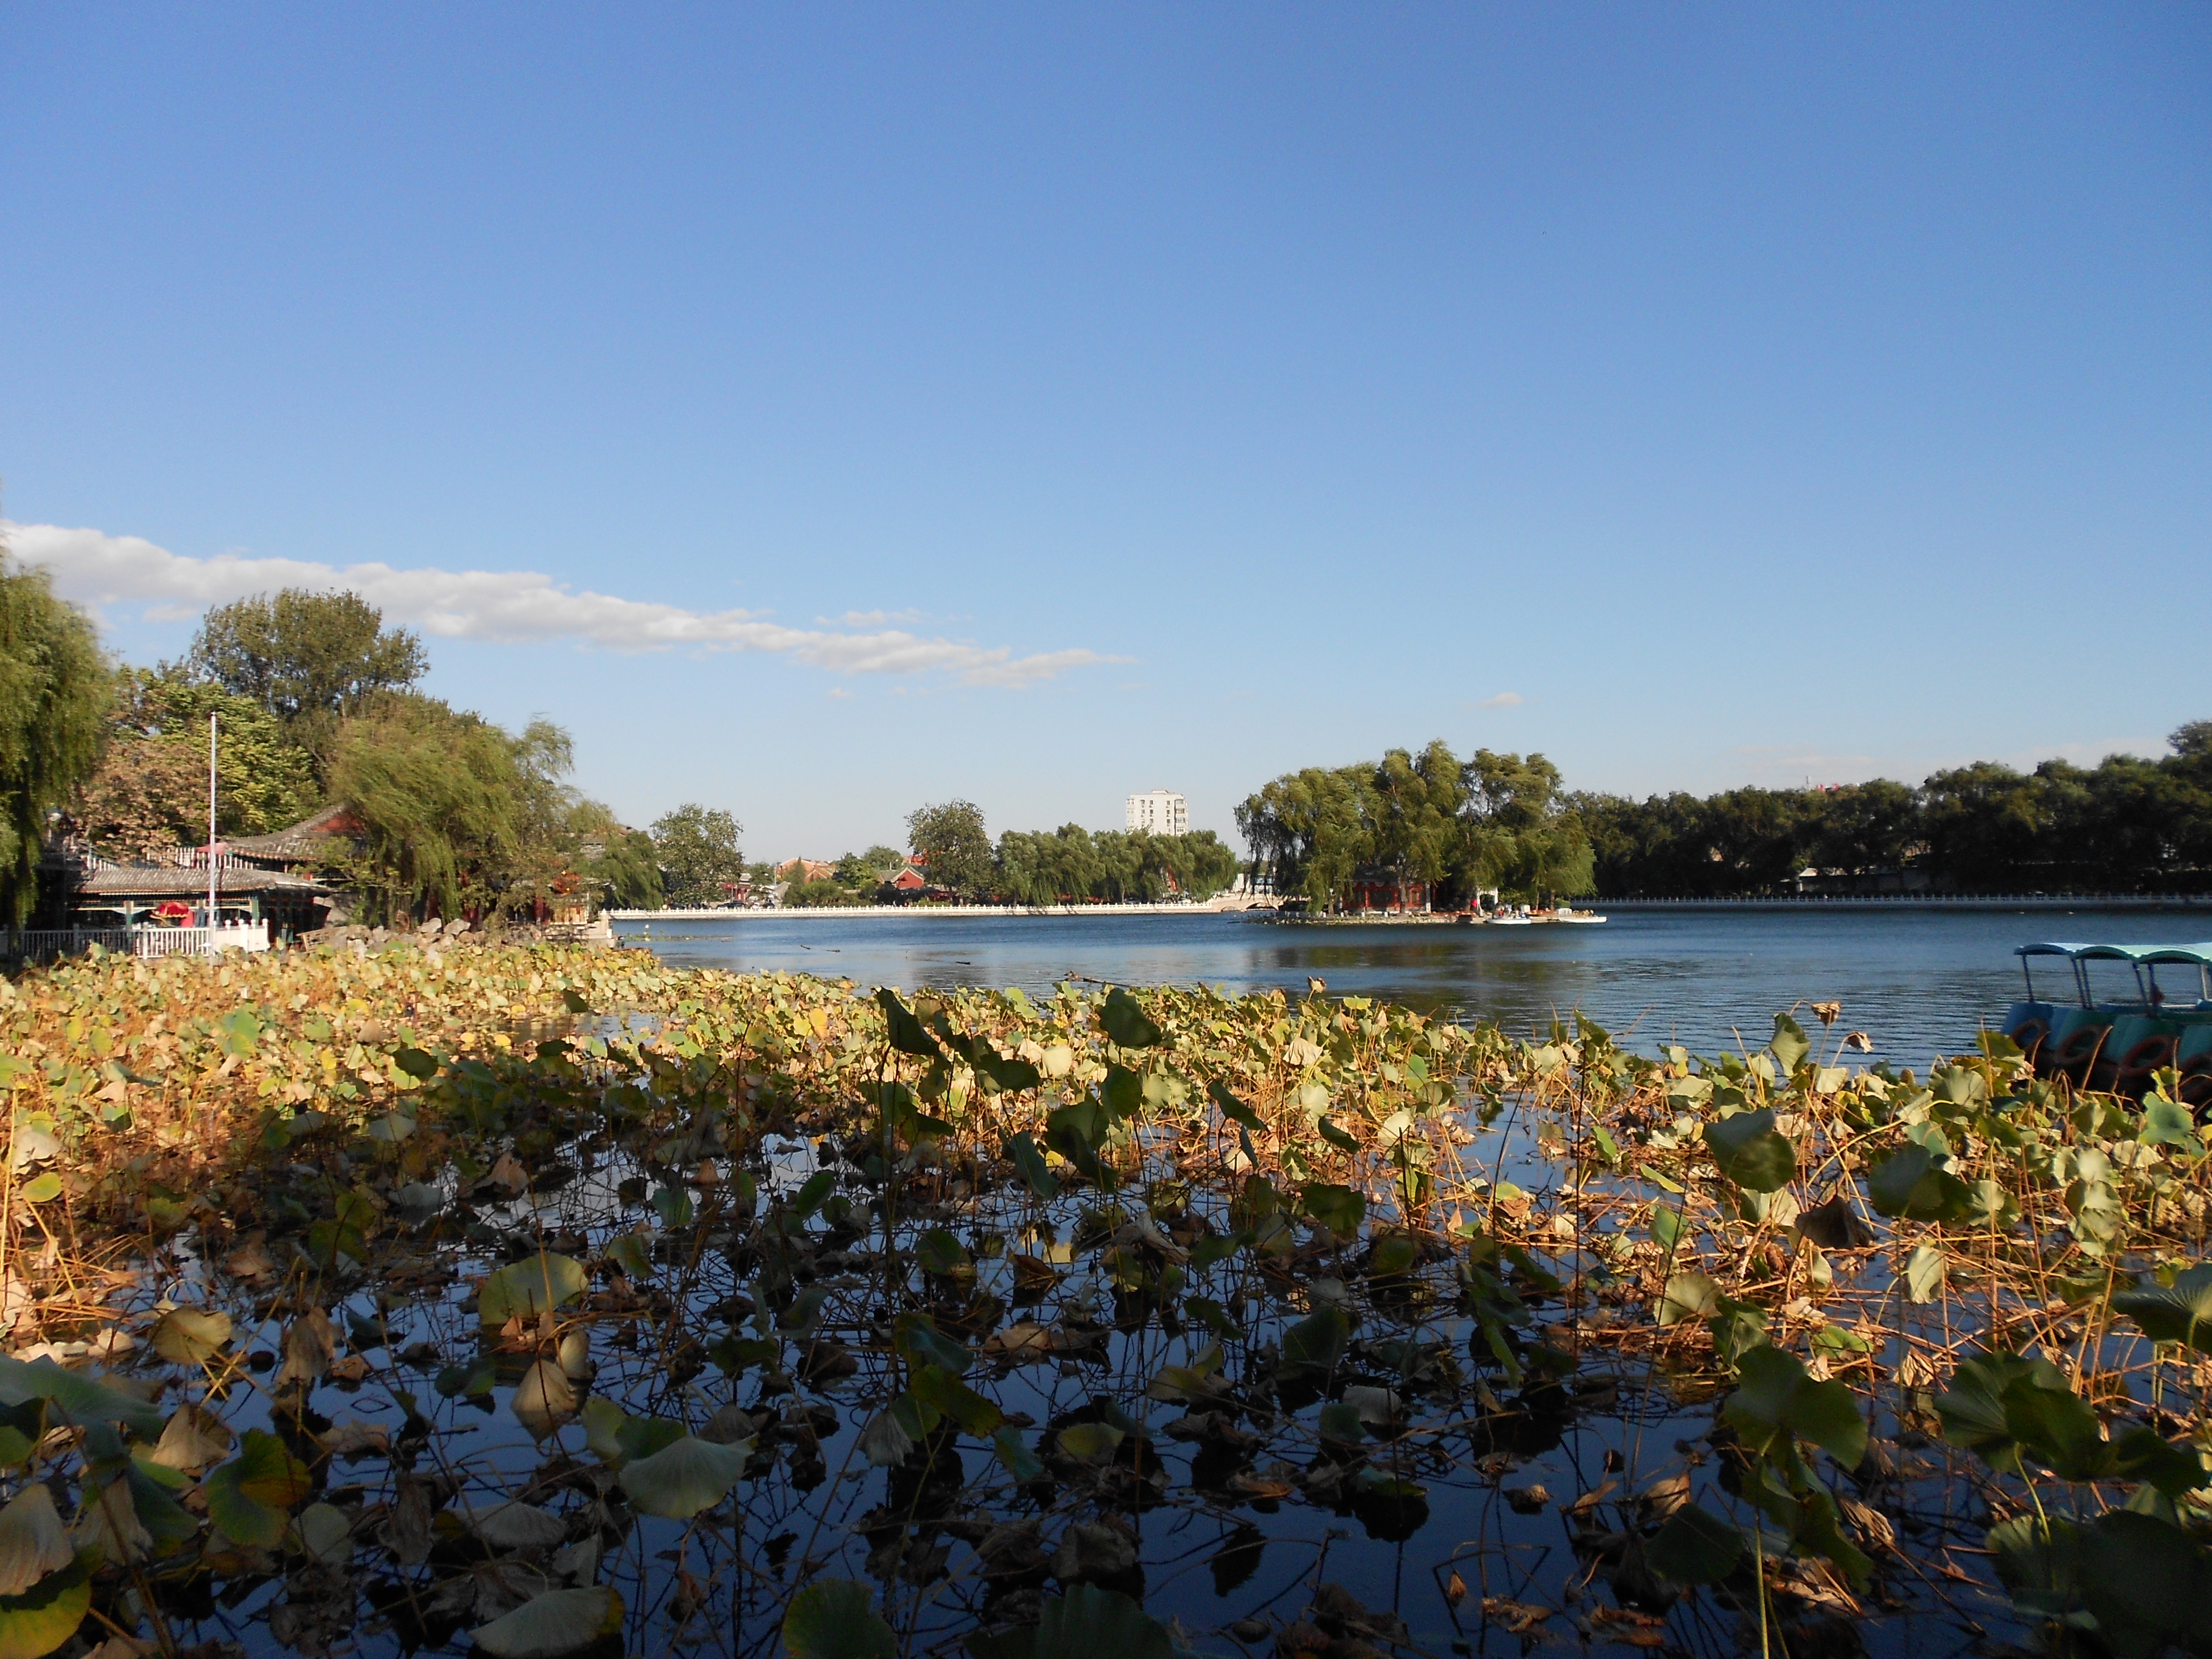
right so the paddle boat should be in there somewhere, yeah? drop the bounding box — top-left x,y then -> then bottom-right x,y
2000,941 -> 2212,1109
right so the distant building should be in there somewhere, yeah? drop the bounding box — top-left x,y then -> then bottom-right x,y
774,858 -> 837,884
1125,790 -> 1187,837
1348,866 -> 1432,914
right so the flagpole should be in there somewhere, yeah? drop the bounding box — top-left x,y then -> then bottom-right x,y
207,712 -> 218,949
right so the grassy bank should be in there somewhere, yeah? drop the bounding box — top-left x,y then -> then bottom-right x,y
4,943 -> 2211,1659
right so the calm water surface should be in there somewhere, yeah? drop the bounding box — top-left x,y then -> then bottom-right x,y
616,905 -> 2212,1069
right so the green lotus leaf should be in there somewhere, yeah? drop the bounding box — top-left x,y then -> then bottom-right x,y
1723,1344 -> 1865,1467
1300,1182 -> 1366,1236
1055,1422 -> 1124,1461
471,1586 -> 624,1658
1704,1110 -> 1797,1193
782,1578 -> 895,1659
2114,1263 -> 2212,1354
0,1551 -> 90,1659
203,1430 -> 312,1547
1280,1305 -> 1350,1374
1645,1501 -> 1744,1585
1656,1273 -> 1719,1328
1099,988 -> 1160,1049
478,1253 -> 586,1327
619,1434 -> 749,1520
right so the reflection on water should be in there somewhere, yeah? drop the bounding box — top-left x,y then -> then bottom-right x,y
617,905 -> 2212,1069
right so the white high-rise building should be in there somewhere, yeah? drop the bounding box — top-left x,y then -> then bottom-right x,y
1126,790 -> 1188,837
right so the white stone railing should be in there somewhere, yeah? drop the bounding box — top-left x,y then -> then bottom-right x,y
4,922 -> 271,963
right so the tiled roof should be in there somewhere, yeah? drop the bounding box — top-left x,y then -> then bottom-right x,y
81,864 -> 330,897
223,802 -> 361,861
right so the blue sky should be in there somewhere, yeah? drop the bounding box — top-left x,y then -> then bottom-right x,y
4,6 -> 2205,860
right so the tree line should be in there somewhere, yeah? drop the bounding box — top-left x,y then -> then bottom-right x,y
783,800 -> 1242,906
1236,727 -> 2212,907
1572,729 -> 2212,896
0,547 -> 757,924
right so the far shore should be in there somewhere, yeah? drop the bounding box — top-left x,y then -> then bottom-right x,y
609,899 -> 1273,920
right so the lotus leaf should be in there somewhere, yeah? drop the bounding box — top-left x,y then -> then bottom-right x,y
1645,1501 -> 1743,1585
152,1309 -> 233,1366
1704,1110 -> 1797,1193
782,1577 -> 896,1659
2114,1262 -> 2212,1353
471,1586 -> 624,1658
0,1489 -> 70,1597
203,1430 -> 312,1547
1055,1422 -> 1124,1461
1724,1344 -> 1865,1467
1099,988 -> 1160,1049
0,1551 -> 90,1659
477,1253 -> 586,1327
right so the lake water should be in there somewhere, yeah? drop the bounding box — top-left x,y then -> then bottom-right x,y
614,904 -> 2212,1070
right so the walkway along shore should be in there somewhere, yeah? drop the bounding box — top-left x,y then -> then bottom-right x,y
610,891 -> 2212,922
607,898 -> 1275,920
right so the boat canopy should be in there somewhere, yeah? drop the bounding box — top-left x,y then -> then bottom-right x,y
2016,942 -> 2212,965
2014,942 -> 2212,1008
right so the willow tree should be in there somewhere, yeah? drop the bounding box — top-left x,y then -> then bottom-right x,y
1235,764 -> 1374,909
0,556 -> 109,924
1461,749 -> 1594,902
329,696 -> 577,922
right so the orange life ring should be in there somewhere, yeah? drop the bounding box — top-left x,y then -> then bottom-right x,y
2043,1025 -> 2106,1078
2108,1034 -> 2182,1097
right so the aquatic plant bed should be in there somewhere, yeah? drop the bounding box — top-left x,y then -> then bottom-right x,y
5,944 -> 2211,1659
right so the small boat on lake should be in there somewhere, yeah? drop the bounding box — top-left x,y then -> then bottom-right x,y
1998,940 -> 2212,1108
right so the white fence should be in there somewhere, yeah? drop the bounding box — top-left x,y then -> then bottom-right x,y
5,922 -> 271,964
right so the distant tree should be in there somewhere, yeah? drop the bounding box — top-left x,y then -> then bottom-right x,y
783,875 -> 864,908
576,809 -> 663,910
1159,829 -> 1239,899
1235,764 -> 1374,909
652,804 -> 746,907
906,799 -> 993,899
832,845 -> 906,890
1461,749 -> 1594,902
188,589 -> 426,768
2173,720 -> 2212,758
0,555 -> 109,922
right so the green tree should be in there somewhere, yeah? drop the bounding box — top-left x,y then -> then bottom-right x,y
783,875 -> 864,908
77,669 -> 320,858
188,589 -> 426,769
832,845 -> 905,891
1159,829 -> 1240,900
326,696 -> 559,922
1235,764 -> 1376,909
1460,750 -> 1594,903
906,799 -> 993,899
0,555 -> 109,923
652,804 -> 746,907
1371,741 -> 1467,903
575,808 -> 663,910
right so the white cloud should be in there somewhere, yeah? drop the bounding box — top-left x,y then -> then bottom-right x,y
5,521 -> 1121,688
1478,691 -> 1523,709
